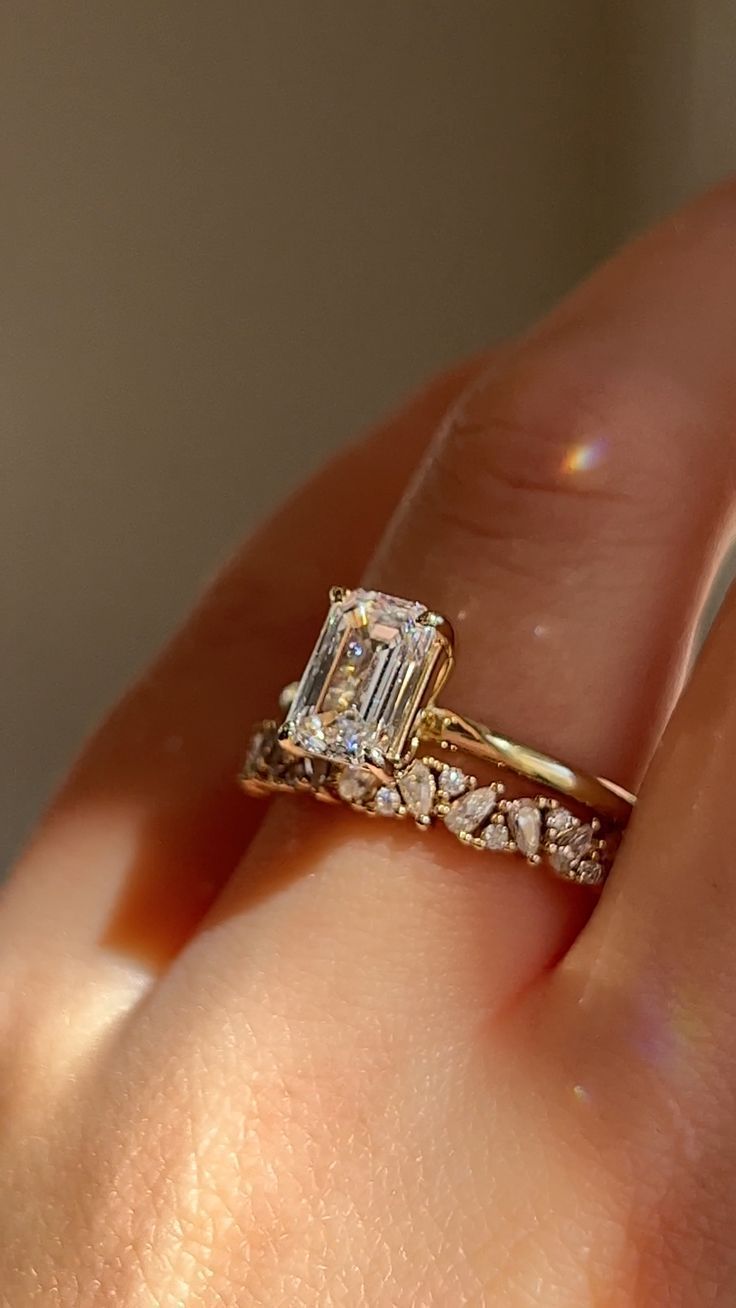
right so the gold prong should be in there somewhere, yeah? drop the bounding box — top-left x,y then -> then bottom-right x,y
329,585 -> 349,603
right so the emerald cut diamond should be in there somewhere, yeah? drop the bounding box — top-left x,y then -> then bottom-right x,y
283,589 -> 450,772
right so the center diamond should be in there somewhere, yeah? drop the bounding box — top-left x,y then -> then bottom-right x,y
282,589 -> 451,771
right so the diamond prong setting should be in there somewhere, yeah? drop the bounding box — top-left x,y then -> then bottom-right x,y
282,588 -> 453,775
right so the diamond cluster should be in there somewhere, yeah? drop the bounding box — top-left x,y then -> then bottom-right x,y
242,725 -> 610,887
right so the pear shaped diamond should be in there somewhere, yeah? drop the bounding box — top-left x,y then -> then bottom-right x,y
398,762 -> 436,820
508,800 -> 542,857
444,786 -> 497,837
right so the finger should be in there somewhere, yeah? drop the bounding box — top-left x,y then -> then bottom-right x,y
550,581 -> 736,1299
567,573 -> 736,1027
206,180 -> 736,1038
0,361 -> 474,1010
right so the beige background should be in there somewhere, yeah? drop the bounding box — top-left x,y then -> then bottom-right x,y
3,2 -> 735,864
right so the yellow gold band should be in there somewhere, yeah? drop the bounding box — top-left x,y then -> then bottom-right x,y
422,707 -> 635,826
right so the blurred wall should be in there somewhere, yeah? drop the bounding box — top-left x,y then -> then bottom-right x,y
1,1 -> 730,863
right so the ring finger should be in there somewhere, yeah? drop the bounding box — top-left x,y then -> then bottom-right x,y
200,181 -> 736,1031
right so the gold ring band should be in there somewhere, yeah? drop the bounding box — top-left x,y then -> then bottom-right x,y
239,587 -> 635,886
421,707 -> 635,825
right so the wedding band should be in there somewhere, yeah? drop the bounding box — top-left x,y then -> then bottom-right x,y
240,587 -> 635,886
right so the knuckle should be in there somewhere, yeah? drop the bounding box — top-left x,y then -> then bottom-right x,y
433,343 -> 678,559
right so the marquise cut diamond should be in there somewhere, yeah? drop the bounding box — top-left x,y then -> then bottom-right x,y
444,786 -> 497,836
549,822 -> 595,873
563,823 -> 595,858
545,807 -> 577,837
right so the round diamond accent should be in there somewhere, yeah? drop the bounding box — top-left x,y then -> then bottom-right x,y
328,709 -> 372,762
576,859 -> 605,886
438,766 -> 468,798
483,821 -> 510,851
337,767 -> 377,805
375,786 -> 401,816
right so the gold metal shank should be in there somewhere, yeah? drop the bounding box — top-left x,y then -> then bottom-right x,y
422,707 -> 635,826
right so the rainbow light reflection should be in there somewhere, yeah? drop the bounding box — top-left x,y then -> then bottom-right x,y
560,436 -> 608,476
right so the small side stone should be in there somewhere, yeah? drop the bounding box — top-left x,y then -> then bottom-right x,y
483,821 -> 510,852
375,786 -> 401,817
294,713 -> 328,755
243,727 -> 266,777
508,800 -> 542,857
337,767 -> 377,805
563,823 -> 594,857
444,786 -> 497,836
549,844 -> 577,875
300,756 -> 330,789
545,807 -> 577,838
576,859 -> 605,887
438,765 -> 468,798
398,761 -> 436,820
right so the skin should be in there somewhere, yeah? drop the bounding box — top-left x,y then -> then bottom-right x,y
4,180 -> 736,1305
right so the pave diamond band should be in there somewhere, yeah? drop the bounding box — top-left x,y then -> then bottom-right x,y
240,587 -> 635,887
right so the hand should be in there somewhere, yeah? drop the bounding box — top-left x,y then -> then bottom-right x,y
5,181 -> 736,1307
